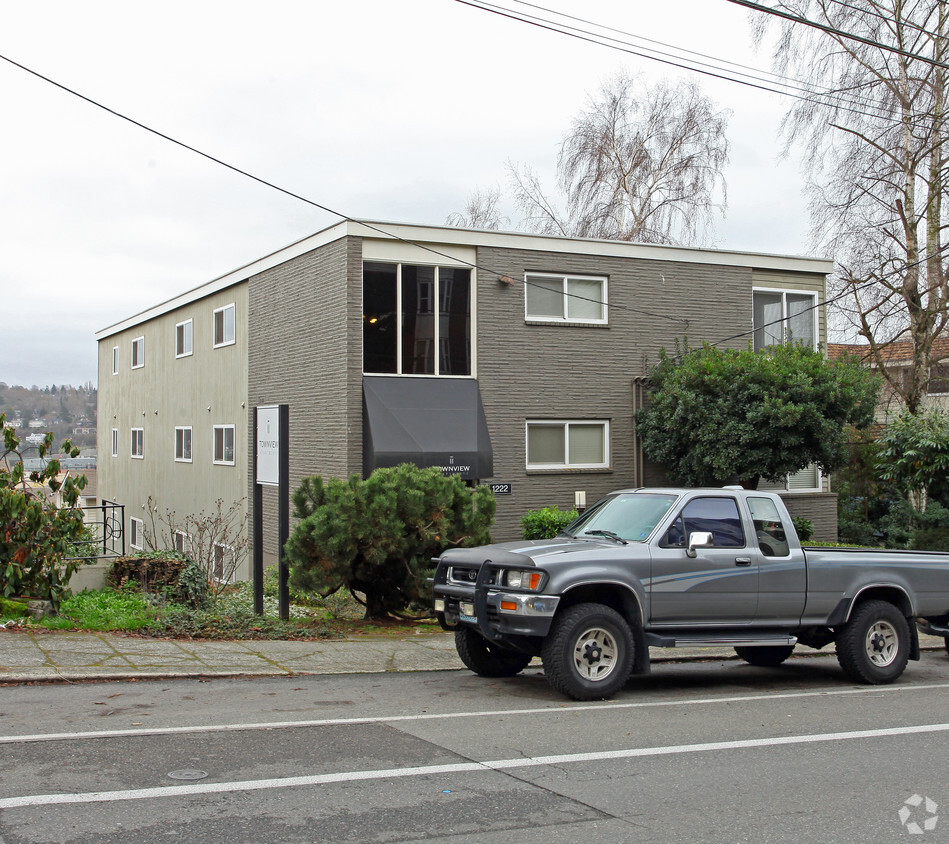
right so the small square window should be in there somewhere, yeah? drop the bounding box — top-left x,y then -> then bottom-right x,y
213,304 -> 236,348
130,517 -> 144,550
131,428 -> 144,459
111,428 -> 119,458
175,426 -> 192,462
213,424 -> 235,465
176,319 -> 193,358
525,274 -> 607,324
131,337 -> 145,369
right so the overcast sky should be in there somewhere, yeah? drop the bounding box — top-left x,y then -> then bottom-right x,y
0,0 -> 815,389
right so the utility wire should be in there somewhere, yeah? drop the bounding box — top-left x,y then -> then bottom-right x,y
723,0 -> 949,69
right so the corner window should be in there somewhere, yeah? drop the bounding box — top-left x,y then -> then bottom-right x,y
525,274 -> 607,323
130,517 -> 144,550
526,420 -> 609,469
131,337 -> 145,369
130,428 -> 144,459
213,304 -> 236,348
362,262 -> 471,376
213,424 -> 235,465
759,464 -> 822,494
112,346 -> 119,375
175,319 -> 193,358
175,426 -> 193,462
753,289 -> 817,351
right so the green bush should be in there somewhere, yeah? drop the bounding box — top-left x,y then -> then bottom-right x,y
286,464 -> 496,618
791,517 -> 814,542
521,506 -> 579,540
909,527 -> 949,551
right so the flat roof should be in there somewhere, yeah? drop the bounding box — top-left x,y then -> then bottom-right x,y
96,219 -> 834,340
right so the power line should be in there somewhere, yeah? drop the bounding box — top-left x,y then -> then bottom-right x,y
723,0 -> 949,69
455,0 -> 915,124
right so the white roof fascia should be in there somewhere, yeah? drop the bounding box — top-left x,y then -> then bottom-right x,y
96,219 -> 833,340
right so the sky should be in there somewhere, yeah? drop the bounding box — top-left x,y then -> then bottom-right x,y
0,0 -> 815,389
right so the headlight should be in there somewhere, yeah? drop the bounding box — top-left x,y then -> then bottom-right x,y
502,569 -> 543,590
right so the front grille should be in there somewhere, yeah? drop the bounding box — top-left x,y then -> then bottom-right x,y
447,565 -> 496,586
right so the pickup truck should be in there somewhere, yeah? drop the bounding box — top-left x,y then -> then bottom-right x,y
432,487 -> 949,700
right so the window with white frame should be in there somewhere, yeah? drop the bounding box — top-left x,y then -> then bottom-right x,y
928,362 -> 949,395
526,420 -> 610,469
213,542 -> 234,582
131,427 -> 144,459
525,273 -> 607,324
175,319 -> 193,358
112,346 -> 119,375
753,289 -> 817,351
362,262 -> 472,376
758,464 -> 822,494
213,304 -> 236,348
130,517 -> 144,550
173,530 -> 191,554
131,336 -> 145,369
111,428 -> 119,458
174,426 -> 193,462
213,424 -> 235,465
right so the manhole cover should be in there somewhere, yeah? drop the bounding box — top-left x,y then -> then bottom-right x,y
167,770 -> 209,781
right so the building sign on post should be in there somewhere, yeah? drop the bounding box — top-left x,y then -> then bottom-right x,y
252,404 -> 289,619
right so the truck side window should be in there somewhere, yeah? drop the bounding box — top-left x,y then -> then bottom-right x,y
747,497 -> 790,557
676,497 -> 745,548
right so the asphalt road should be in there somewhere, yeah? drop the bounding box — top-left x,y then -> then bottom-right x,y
2,650 -> 949,843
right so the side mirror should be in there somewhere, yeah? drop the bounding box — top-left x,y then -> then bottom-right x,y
687,531 -> 714,558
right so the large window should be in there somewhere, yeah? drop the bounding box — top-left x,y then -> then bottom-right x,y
175,426 -> 192,462
213,304 -> 236,348
131,336 -> 145,369
363,262 -> 471,376
176,319 -> 193,358
526,420 -> 609,469
525,273 -> 607,323
130,428 -> 144,459
213,424 -> 235,465
753,289 -> 817,351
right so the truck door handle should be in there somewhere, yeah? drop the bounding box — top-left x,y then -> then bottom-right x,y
734,557 -> 752,566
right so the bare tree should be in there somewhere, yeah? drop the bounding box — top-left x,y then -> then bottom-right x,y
445,186 -> 509,230
449,72 -> 729,245
756,1 -> 949,413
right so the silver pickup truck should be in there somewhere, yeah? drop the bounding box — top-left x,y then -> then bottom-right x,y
433,487 -> 949,700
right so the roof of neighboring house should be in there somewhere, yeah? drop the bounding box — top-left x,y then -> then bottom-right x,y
828,337 -> 949,365
95,219 -> 835,341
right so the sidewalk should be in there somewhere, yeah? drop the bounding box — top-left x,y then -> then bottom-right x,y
0,627 -> 945,684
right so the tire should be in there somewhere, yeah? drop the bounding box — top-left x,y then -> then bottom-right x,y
734,645 -> 795,667
835,600 -> 910,684
541,603 -> 635,701
454,628 -> 533,677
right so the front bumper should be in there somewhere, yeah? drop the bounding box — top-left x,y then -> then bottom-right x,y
432,559 -> 559,640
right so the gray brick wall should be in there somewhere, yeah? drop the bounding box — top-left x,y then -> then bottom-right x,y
247,236 -> 362,559
474,246 -> 754,539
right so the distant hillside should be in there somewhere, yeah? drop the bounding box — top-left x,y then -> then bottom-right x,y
0,382 -> 98,450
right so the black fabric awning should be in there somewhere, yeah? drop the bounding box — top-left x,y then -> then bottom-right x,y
363,376 -> 493,480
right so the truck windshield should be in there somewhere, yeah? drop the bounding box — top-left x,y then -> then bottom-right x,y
562,493 -> 679,542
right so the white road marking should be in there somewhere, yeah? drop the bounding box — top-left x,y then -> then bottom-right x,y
2,682 -> 949,745
3,722 -> 949,809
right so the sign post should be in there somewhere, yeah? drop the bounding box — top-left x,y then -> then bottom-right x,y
253,404 -> 290,619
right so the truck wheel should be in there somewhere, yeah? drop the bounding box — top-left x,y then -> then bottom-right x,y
835,600 -> 910,684
541,603 -> 634,701
734,645 -> 795,667
454,628 -> 533,677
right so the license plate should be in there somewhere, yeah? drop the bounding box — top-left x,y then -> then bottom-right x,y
459,614 -> 477,623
